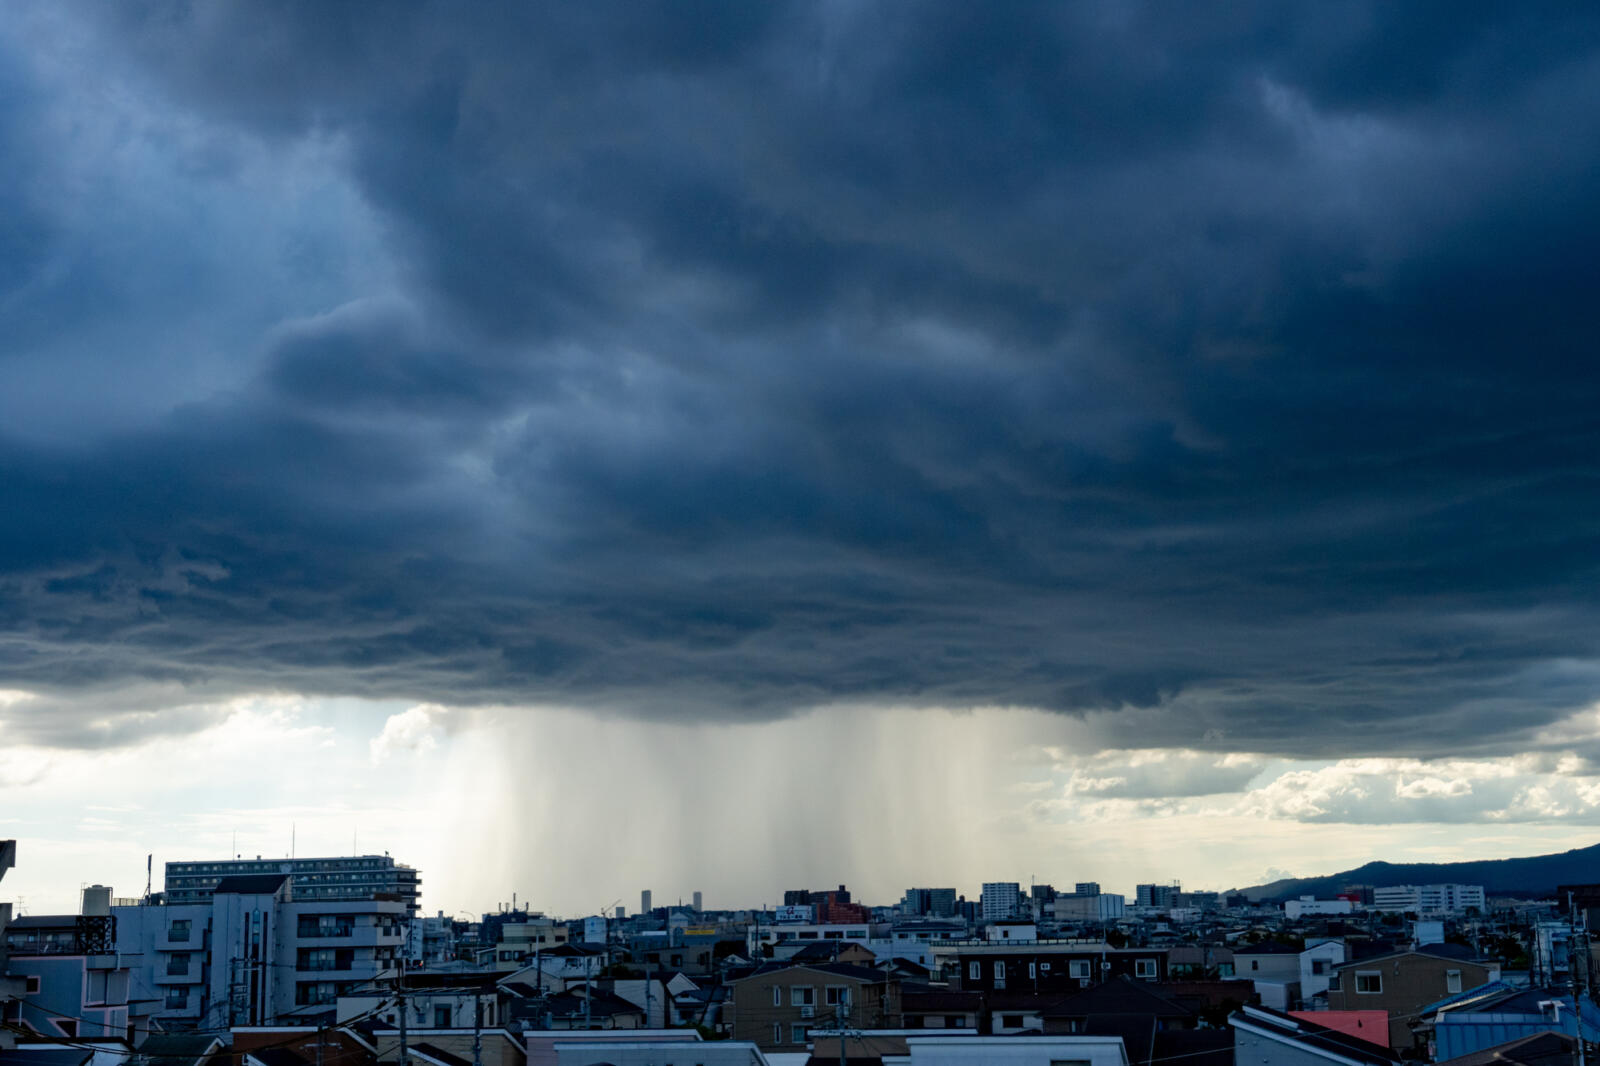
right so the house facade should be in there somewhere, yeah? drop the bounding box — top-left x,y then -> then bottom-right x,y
727,963 -> 901,1049
1327,950 -> 1496,1050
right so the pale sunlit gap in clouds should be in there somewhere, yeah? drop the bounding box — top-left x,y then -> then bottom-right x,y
6,702 -> 1600,916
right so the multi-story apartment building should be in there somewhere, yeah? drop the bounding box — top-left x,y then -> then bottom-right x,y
164,855 -> 421,914
1370,884 -> 1485,915
116,871 -> 408,1029
1052,893 -> 1126,922
1327,949 -> 1498,1050
489,914 -> 570,970
978,883 -> 1021,921
2,885 -> 135,1041
952,942 -> 1168,992
727,962 -> 902,1050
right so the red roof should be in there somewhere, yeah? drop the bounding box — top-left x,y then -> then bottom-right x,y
1289,1010 -> 1389,1048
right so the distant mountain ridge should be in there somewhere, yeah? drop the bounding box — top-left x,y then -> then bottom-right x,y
1235,841 -> 1600,901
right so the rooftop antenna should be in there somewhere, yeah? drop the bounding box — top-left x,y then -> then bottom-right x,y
144,854 -> 152,900
291,822 -> 296,859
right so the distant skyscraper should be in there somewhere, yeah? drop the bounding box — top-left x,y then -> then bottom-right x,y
980,882 -> 1023,920
1075,882 -> 1101,896
1135,883 -> 1179,908
641,889 -> 652,915
692,890 -> 703,912
614,906 -> 624,920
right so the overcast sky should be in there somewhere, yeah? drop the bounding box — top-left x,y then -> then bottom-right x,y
5,2 -> 1600,917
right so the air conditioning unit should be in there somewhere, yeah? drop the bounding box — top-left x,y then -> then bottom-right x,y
799,1006 -> 815,1018
1078,978 -> 1091,988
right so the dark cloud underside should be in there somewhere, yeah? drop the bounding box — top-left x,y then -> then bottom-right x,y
4,1 -> 1600,754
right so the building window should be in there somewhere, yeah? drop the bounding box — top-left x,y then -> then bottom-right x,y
1135,959 -> 1157,980
968,962 -> 980,980
1329,975 -> 1340,990
825,986 -> 850,1006
166,953 -> 191,976
1001,1014 -> 1024,1028
772,987 -> 781,1007
773,1024 -> 781,1045
792,1023 -> 808,1043
1447,971 -> 1462,994
1355,972 -> 1382,994
435,1005 -> 453,1027
57,1020 -> 77,1039
165,988 -> 187,1009
24,977 -> 40,994
1028,962 -> 1036,979
1251,960 -> 1259,971
169,920 -> 191,942
945,1016 -> 965,1028
1312,960 -> 1328,975
791,986 -> 815,1006
1069,961 -> 1090,979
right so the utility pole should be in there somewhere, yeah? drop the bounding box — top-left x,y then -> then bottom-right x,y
644,956 -> 653,1029
397,960 -> 410,1066
1571,892 -> 1587,1066
472,992 -> 483,1066
583,954 -> 592,1030
839,1000 -> 848,1066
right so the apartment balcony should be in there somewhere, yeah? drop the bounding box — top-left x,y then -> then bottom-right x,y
294,925 -> 402,947
154,970 -> 205,985
296,962 -> 355,974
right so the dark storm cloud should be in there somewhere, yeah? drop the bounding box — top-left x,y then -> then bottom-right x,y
4,1 -> 1600,754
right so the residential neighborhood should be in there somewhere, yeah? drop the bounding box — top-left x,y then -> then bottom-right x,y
4,842 -> 1597,1065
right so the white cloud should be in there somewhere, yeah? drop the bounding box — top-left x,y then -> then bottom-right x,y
370,704 -> 452,764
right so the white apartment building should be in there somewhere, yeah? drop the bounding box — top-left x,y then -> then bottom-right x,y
116,871 -> 408,1028
1052,893 -> 1127,922
979,883 -> 1022,921
1371,884 -> 1486,915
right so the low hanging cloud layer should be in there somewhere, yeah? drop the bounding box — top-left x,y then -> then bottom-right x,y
4,3 -> 1600,759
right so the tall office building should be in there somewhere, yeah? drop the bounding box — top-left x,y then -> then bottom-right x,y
164,855 -> 421,914
692,891 -> 703,912
641,889 -> 652,915
980,882 -> 1023,921
901,887 -> 959,918
1135,883 -> 1179,909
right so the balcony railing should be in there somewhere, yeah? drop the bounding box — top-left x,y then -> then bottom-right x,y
297,926 -> 356,939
